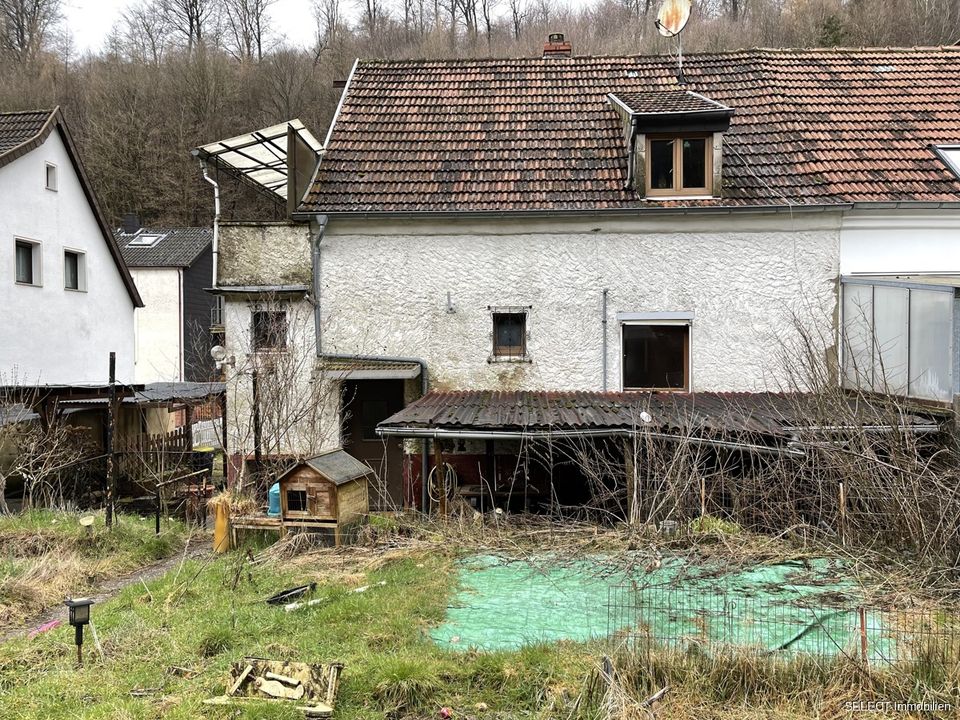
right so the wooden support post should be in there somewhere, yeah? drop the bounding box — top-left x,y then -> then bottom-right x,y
623,437 -> 635,525
105,352 -> 117,530
858,605 -> 869,665
252,369 -> 263,476
700,474 -> 707,518
484,439 -> 495,514
220,392 -> 228,483
155,486 -> 161,535
434,439 -> 446,517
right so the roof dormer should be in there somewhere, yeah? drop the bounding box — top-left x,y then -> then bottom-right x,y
608,90 -> 734,199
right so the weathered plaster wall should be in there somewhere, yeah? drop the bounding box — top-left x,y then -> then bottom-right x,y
0,131 -> 135,383
130,267 -> 182,383
218,222 -> 311,287
318,214 -> 841,393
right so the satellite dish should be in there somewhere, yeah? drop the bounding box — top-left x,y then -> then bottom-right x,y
655,0 -> 692,37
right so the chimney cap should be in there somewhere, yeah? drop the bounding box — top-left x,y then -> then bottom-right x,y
543,33 -> 572,58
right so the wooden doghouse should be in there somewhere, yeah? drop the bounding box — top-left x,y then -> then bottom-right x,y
276,449 -> 371,546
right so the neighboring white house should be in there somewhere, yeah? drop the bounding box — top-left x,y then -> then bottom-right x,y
115,221 -> 215,384
0,108 -> 142,384
202,45 -> 960,505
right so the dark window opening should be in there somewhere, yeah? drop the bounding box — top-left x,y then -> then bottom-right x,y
622,324 -> 689,390
361,399 -> 389,440
15,241 -> 34,284
252,310 -> 287,351
649,139 -> 674,190
493,312 -> 526,357
681,138 -> 707,188
286,489 -> 307,512
64,251 -> 80,290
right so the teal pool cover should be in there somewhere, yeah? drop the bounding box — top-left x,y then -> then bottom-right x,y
431,554 -> 893,659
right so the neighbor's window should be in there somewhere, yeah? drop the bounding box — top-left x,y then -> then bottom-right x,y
251,310 -> 287,351
492,312 -> 527,358
15,239 -> 41,286
646,136 -> 711,196
45,163 -> 57,191
64,250 -> 86,291
622,323 -> 690,390
286,489 -> 307,512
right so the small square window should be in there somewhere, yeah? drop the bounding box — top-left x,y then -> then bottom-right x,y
286,489 -> 307,513
622,323 -> 690,390
252,310 -> 287,351
64,250 -> 86,291
493,312 -> 527,358
15,240 -> 41,286
646,135 -> 712,196
45,163 -> 57,191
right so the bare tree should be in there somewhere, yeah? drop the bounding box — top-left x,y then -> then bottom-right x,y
508,0 -> 525,39
0,0 -> 61,63
121,0 -> 173,65
313,0 -> 342,61
223,0 -> 275,61
160,0 -> 219,53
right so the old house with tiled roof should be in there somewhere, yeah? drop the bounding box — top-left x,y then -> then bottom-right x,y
0,108 -> 143,384
201,43 -> 960,509
114,219 -> 215,384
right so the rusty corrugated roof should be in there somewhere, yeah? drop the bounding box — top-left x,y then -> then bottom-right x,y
303,47 -> 960,213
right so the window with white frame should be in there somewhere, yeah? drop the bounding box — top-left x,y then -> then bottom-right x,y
620,313 -> 692,390
45,163 -> 57,191
14,239 -> 41,286
63,249 -> 86,291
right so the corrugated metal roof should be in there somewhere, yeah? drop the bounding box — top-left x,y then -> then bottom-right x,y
115,227 -> 212,268
378,390 -> 937,437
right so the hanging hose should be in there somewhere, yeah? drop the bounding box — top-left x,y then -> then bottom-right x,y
427,462 -> 458,504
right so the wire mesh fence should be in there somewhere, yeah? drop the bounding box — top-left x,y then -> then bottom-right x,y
607,582 -> 960,670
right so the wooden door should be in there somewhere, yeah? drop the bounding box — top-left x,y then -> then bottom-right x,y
343,380 -> 405,509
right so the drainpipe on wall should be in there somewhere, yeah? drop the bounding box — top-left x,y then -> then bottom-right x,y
200,162 -> 220,288
309,215 -> 432,512
602,289 -> 609,391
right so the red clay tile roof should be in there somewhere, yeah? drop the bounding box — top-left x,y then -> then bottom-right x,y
302,47 -> 960,213
612,89 -> 730,115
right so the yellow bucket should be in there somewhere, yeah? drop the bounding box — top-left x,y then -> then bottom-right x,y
212,497 -> 231,553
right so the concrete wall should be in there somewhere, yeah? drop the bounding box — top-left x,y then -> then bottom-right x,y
0,130 -> 135,383
841,210 -> 960,275
316,214 -> 841,393
130,267 -> 182,383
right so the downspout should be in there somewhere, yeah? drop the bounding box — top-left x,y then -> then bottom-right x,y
601,289 -> 609,391
309,215 -> 432,512
624,115 -> 638,190
200,162 -> 220,288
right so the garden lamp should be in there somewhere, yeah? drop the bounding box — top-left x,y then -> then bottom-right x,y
64,597 -> 94,666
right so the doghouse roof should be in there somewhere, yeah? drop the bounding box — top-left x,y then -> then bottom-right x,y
279,449 -> 372,486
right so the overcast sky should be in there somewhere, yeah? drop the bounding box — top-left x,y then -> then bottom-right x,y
63,0 -> 320,54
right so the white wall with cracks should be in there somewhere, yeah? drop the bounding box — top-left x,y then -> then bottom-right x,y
316,214 -> 841,393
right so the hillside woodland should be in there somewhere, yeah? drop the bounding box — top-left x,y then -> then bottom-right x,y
1,0 -> 957,225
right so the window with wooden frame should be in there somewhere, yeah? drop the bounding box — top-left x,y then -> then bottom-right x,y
492,311 -> 527,359
621,322 -> 690,390
646,135 -> 712,197
251,310 -> 287,352
286,489 -> 308,513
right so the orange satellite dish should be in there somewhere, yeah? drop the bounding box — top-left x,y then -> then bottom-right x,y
656,0 -> 692,37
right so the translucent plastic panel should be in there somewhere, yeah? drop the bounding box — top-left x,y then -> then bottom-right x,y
908,289 -> 954,402
872,285 -> 909,394
842,284 -> 873,389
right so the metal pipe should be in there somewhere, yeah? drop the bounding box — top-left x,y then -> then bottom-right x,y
377,425 -> 804,457
308,214 -> 432,511
601,289 -> 609,391
200,162 -> 220,288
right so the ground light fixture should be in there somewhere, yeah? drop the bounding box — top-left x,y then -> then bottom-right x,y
64,597 -> 94,666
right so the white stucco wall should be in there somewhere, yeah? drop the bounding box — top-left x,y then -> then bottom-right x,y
0,130 -> 136,384
130,267 -> 182,383
317,213 -> 841,393
841,210 -> 960,276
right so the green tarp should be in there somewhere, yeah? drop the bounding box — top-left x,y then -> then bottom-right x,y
432,554 -> 893,658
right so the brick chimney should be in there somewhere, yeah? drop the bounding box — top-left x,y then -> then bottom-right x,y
543,33 -> 572,58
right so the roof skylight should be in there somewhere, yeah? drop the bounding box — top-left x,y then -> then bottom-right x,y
127,233 -> 164,247
934,145 -> 960,180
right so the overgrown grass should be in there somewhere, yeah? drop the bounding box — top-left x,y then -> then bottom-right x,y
0,510 -> 187,627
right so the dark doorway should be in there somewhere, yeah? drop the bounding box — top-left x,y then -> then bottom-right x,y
343,379 -> 405,509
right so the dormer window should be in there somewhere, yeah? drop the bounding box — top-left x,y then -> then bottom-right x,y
608,90 -> 733,200
646,135 -> 712,196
